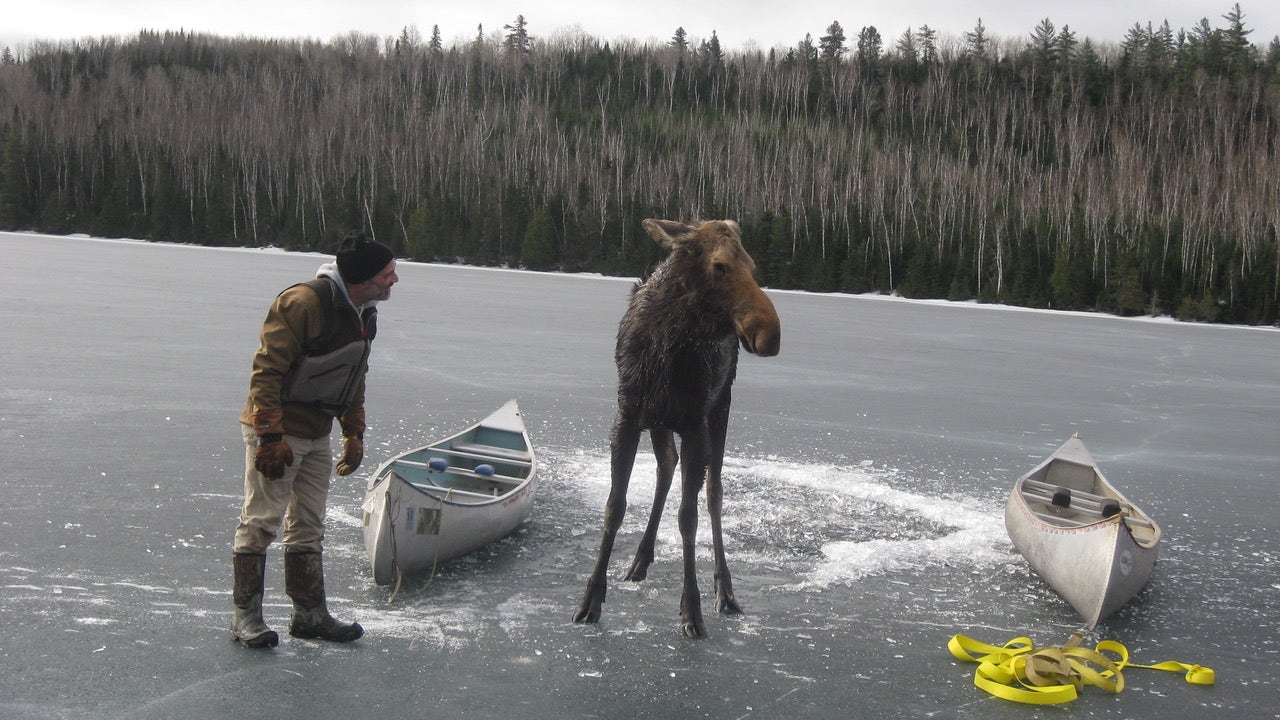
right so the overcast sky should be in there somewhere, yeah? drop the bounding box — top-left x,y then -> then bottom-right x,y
4,1 -> 1277,54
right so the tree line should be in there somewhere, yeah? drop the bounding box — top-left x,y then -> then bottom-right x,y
1,6 -> 1278,324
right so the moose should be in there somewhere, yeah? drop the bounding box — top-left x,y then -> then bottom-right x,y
573,218 -> 782,638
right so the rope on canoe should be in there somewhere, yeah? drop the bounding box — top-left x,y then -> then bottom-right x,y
385,489 -> 404,604
947,633 -> 1214,705
387,489 -> 448,605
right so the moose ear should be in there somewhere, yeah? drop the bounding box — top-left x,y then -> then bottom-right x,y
642,219 -> 692,249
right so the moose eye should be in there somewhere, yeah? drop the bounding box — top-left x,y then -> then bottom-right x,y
713,262 -> 729,275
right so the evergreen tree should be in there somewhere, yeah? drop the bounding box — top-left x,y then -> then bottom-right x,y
1072,38 -> 1107,102
1057,25 -> 1077,62
521,206 -> 557,269
1185,18 -> 1225,73
700,30 -> 724,66
1221,3 -> 1256,77
670,27 -> 688,52
1265,36 -> 1280,72
819,21 -> 847,62
896,28 -> 919,64
397,25 -> 421,54
1121,22 -> 1149,66
1029,18 -> 1060,67
917,25 -> 938,64
1050,246 -> 1092,309
429,25 -> 443,55
1121,21 -> 1174,75
964,18 -> 989,58
855,26 -> 882,65
1107,254 -> 1149,316
504,15 -> 533,54
1152,21 -> 1176,66
795,33 -> 818,66
901,245 -> 939,297
0,125 -> 31,228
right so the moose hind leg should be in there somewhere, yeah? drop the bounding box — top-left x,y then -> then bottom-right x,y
573,418 -> 641,625
624,429 -> 677,582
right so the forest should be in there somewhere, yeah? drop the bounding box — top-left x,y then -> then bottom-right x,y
1,7 -> 1278,325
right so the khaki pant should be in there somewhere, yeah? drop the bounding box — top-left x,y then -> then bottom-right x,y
233,424 -> 332,554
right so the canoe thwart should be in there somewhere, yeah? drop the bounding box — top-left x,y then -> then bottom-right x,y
392,458 -> 526,487
1023,478 -> 1124,516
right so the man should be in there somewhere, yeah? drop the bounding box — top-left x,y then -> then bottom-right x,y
230,231 -> 397,648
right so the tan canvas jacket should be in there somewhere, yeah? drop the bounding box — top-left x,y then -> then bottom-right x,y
239,271 -> 376,439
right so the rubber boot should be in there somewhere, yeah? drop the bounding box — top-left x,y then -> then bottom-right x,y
284,551 -> 363,642
231,553 -> 279,648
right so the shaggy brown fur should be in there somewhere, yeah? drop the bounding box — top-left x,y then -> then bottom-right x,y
573,218 -> 781,638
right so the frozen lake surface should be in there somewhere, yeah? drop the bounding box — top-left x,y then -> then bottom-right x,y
1,232 -> 1276,718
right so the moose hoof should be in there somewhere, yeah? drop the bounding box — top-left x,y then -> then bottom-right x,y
622,560 -> 650,582
717,594 -> 743,616
572,607 -> 599,625
681,618 -> 708,639
680,595 -> 707,638
573,585 -> 606,625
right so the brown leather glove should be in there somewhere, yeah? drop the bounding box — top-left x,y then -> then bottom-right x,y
255,438 -> 294,480
336,434 -> 363,476
252,409 -> 293,480
336,407 -> 365,476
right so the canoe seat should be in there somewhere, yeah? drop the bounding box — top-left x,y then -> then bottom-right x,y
449,441 -> 533,465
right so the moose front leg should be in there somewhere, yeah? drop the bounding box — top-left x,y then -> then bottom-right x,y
676,431 -> 709,638
624,428 -> 677,582
707,398 -> 742,615
706,466 -> 741,615
574,417 -> 642,625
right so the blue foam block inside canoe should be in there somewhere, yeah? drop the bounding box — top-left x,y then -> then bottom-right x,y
428,457 -> 448,472
474,464 -> 495,476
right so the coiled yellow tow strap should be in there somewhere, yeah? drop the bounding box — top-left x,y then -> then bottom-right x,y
947,633 -> 1215,705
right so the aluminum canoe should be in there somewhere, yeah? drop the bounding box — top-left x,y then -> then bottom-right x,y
361,399 -> 537,586
1004,433 -> 1160,628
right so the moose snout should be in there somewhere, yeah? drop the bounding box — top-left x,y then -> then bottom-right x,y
737,310 -> 781,357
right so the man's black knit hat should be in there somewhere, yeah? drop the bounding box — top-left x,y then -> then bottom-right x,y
336,232 -> 394,284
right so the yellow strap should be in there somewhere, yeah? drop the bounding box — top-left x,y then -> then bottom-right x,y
948,634 -> 1214,705
1128,659 -> 1217,685
1095,638 -> 1215,684
974,659 -> 1078,705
